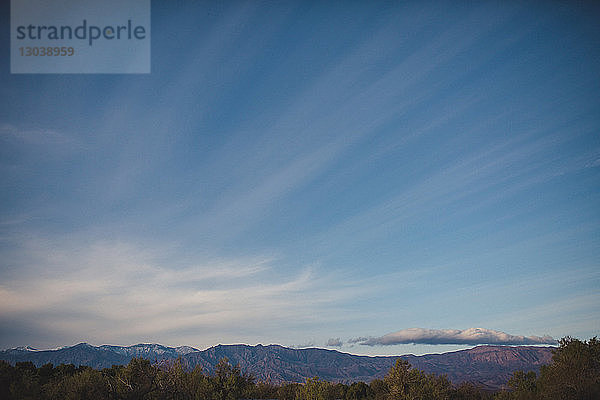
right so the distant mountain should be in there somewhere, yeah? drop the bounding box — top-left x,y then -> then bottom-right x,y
183,344 -> 397,384
1,343 -> 129,369
0,343 -> 553,391
98,343 -> 199,358
402,345 -> 554,391
0,343 -> 197,370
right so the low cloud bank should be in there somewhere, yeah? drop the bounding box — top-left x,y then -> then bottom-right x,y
353,328 -> 557,346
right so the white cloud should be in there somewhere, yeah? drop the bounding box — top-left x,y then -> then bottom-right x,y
357,328 -> 557,346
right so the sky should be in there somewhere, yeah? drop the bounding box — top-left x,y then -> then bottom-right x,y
0,0 -> 599,356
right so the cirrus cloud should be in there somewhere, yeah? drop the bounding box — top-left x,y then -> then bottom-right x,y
356,328 -> 557,346
0,236 -> 364,350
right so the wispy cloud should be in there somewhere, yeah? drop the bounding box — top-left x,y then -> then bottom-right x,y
355,328 -> 556,346
0,236 -> 366,349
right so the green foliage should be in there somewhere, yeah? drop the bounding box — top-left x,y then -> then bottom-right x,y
115,357 -> 159,399
451,382 -> 491,400
294,376 -> 349,400
277,382 -> 302,400
156,358 -> 194,400
0,360 -> 14,400
495,336 -> 600,400
384,359 -> 412,399
346,381 -> 372,399
509,371 -> 537,400
245,380 -> 280,399
10,364 -> 41,400
189,365 -> 214,399
493,371 -> 537,400
384,358 -> 452,400
211,357 -> 254,400
537,336 -> 600,400
369,378 -> 388,400
295,377 -> 327,400
46,367 -> 110,400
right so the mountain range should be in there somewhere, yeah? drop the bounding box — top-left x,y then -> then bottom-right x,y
0,343 -> 554,391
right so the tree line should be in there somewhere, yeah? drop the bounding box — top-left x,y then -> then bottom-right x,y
0,336 -> 597,400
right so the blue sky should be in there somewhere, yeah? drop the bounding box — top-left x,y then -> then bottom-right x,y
1,0 -> 599,356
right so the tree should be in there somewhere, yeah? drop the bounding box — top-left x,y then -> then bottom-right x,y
156,357 -> 195,400
115,357 -> 159,399
0,360 -> 15,400
278,382 -> 301,400
211,357 -> 254,400
332,382 -> 348,399
508,371 -> 537,400
245,380 -> 280,399
537,336 -> 600,400
295,377 -> 334,400
384,359 -> 413,399
452,381 -> 490,400
10,362 -> 41,400
494,371 -> 537,400
188,365 -> 214,399
46,368 -> 110,400
346,381 -> 372,399
37,363 -> 55,387
369,378 -> 388,400
383,358 -> 452,400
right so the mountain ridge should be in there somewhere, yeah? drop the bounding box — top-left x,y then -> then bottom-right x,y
0,342 -> 554,391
